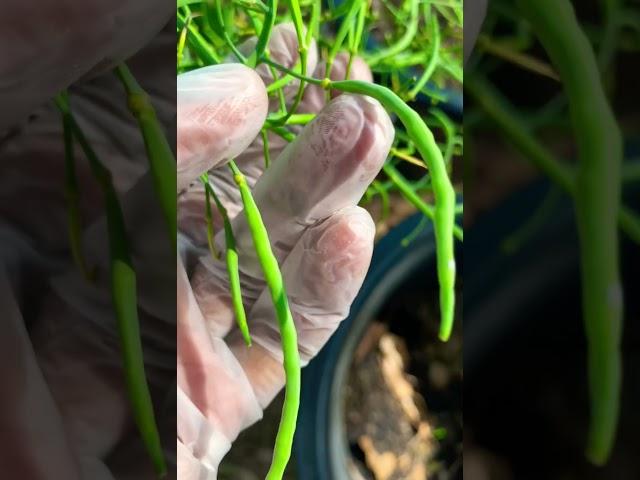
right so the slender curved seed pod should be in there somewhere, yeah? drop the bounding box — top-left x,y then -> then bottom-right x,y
228,160 -> 300,479
200,174 -> 251,346
252,0 -> 278,67
265,113 -> 315,128
329,79 -> 457,341
103,187 -> 167,478
270,125 -> 296,142
257,61 -> 459,339
307,0 -> 321,47
55,92 -> 92,281
54,95 -> 166,476
518,0 -> 623,465
115,64 -> 177,254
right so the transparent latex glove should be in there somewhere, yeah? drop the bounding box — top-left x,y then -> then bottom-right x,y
0,0 -> 173,133
464,0 -> 489,63
177,24 -> 393,478
0,24 -> 176,480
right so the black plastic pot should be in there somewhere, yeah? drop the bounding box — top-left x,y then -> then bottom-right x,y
295,210 -> 462,479
464,177 -> 640,479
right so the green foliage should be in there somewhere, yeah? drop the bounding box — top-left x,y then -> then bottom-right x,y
177,1 -> 463,477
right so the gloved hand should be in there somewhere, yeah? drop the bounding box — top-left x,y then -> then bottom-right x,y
177,24 -> 394,478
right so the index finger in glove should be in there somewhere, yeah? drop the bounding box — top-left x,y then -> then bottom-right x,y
225,206 -> 376,407
177,64 -> 268,192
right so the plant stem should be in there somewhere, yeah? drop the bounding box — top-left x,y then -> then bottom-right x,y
407,7 -> 440,101
252,0 -> 278,66
326,0 -> 362,81
329,79 -> 457,340
177,9 -> 221,64
206,0 -> 248,63
476,34 -> 560,81
465,74 -> 640,245
384,163 -> 463,241
365,0 -> 420,67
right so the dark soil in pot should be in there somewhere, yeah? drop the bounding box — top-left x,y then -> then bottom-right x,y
342,274 -> 463,480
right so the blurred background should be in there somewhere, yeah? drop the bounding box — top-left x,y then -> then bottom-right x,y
464,0 -> 640,478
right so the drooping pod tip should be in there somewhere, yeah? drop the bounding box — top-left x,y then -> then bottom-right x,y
438,329 -> 452,343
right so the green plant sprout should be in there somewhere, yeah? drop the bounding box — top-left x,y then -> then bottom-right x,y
178,0 -> 462,477
466,0 -> 640,466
